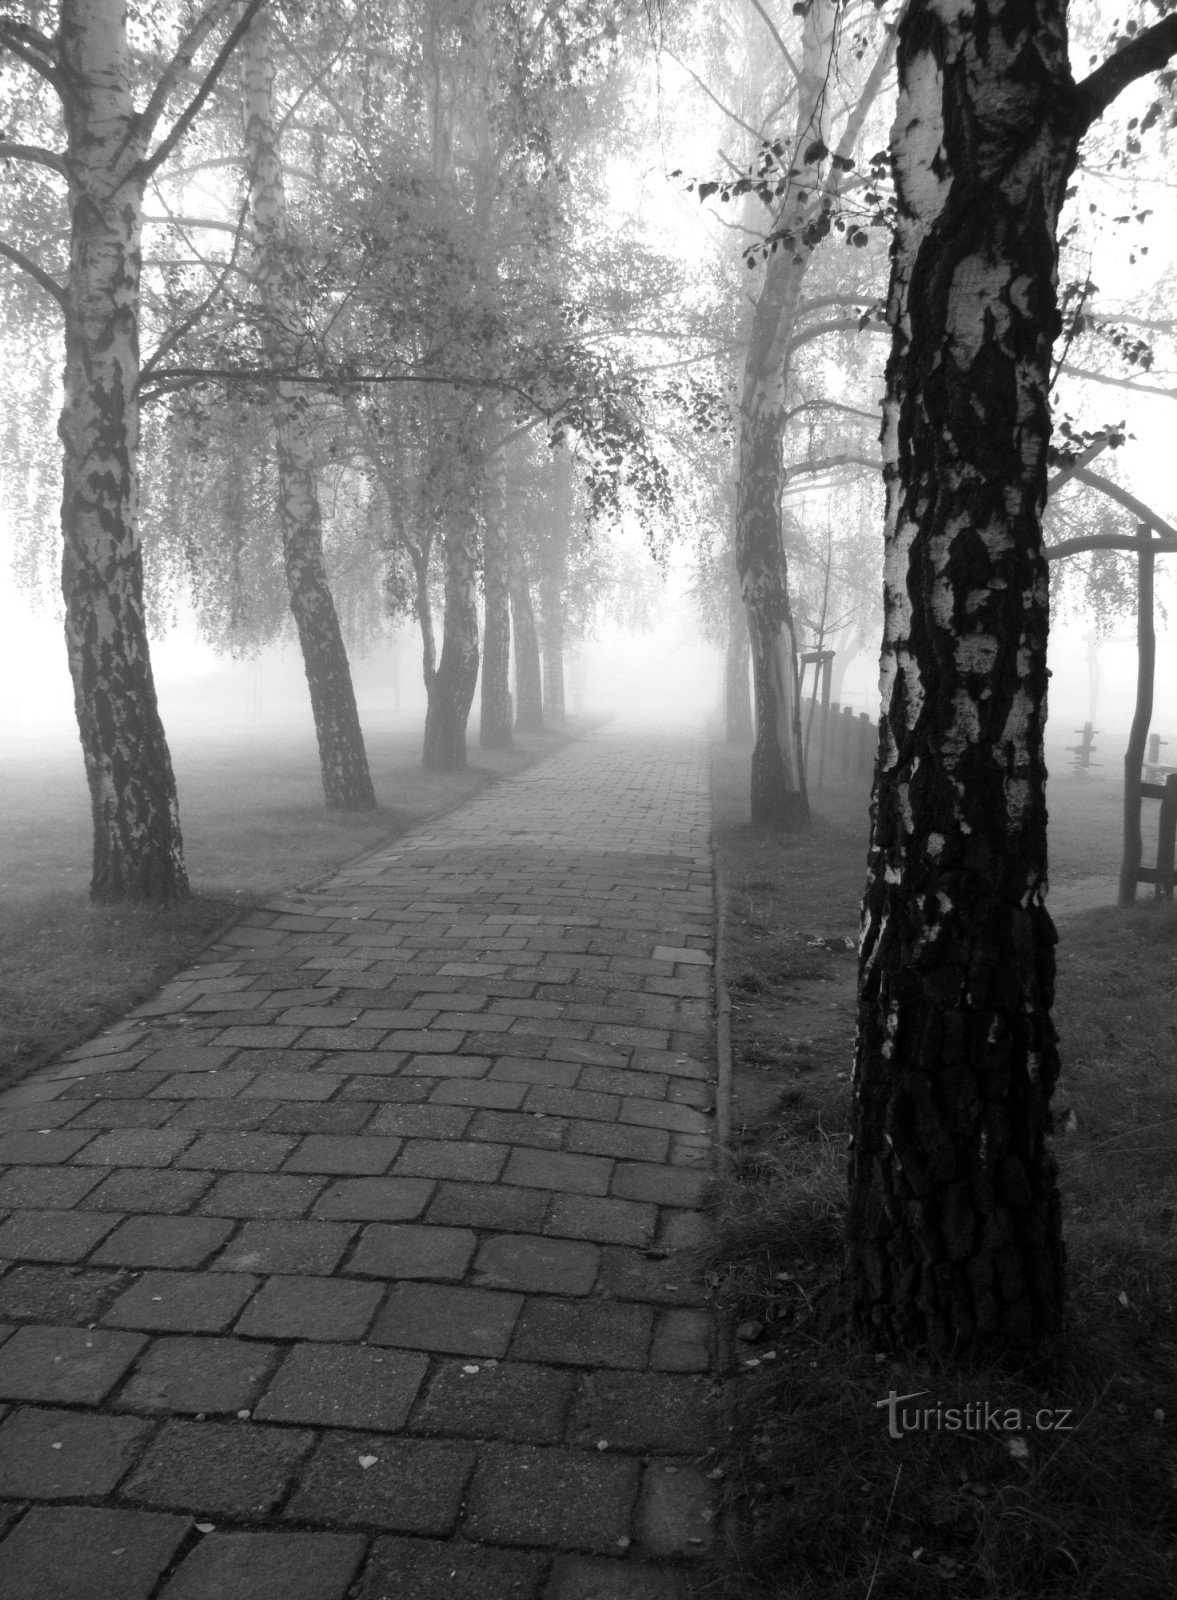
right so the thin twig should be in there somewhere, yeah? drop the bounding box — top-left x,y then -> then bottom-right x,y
864,1464 -> 903,1600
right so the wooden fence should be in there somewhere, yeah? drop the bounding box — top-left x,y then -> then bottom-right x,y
803,700 -> 878,789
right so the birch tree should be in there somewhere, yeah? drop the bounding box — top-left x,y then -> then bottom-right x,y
0,0 -> 262,900
727,0 -> 898,827
239,2 -> 375,809
846,0 -> 1177,1351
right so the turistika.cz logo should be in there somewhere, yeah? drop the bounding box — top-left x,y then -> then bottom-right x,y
877,1389 -> 1074,1440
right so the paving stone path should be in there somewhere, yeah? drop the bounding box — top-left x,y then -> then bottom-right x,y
0,724 -> 719,1600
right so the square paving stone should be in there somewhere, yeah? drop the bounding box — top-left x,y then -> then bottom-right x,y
332,1058 -> 416,1084
234,1275 -> 383,1341
0,1405 -> 151,1497
566,1121 -> 669,1163
394,1139 -> 508,1182
546,1196 -> 657,1248
103,1270 -> 259,1334
262,1103 -> 375,1134
356,1536 -> 547,1600
636,1461 -> 714,1557
238,1073 -> 345,1101
216,1026 -> 304,1049
367,1104 -> 473,1139
473,1235 -> 600,1296
73,1128 -> 195,1167
312,1176 -> 434,1222
117,1336 -> 278,1415
285,1433 -> 475,1533
349,1223 -> 476,1281
598,1248 -> 703,1307
0,1325 -> 145,1404
612,1164 -> 708,1209
199,1173 -> 327,1218
0,1208 -> 119,1263
411,1359 -> 573,1444
489,1058 -> 580,1089
255,1343 -> 428,1429
658,1212 -> 708,1251
121,1419 -> 313,1518
510,1298 -> 652,1369
469,1110 -> 568,1150
567,1373 -> 713,1453
0,1103 -> 78,1132
370,1284 -> 522,1357
212,1220 -> 355,1275
60,1071 -> 170,1101
149,1071 -> 256,1100
650,1309 -> 710,1373
67,1100 -> 177,1129
0,1130 -> 95,1165
165,1100 -> 276,1129
463,1442 -> 640,1553
403,1053 -> 491,1079
0,1166 -> 104,1209
159,1531 -> 367,1600
524,1086 -> 620,1123
91,1215 -> 234,1270
283,1134 -> 402,1175
139,1046 -> 237,1072
0,1507 -> 190,1600
0,1264 -> 125,1325
503,1149 -> 612,1197
427,1181 -> 550,1234
429,1079 -> 528,1110
544,1555 -> 686,1600
175,1133 -> 297,1172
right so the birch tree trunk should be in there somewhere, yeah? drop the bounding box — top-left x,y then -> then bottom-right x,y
423,509 -> 480,770
734,3 -> 839,829
241,8 -> 375,811
846,0 -> 1077,1350
508,536 -> 545,734
59,0 -> 188,903
541,450 -> 571,727
479,452 -> 513,749
724,573 -> 753,743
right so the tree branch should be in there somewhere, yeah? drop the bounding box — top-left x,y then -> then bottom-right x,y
1074,16 -> 1177,130
143,213 -> 245,235
785,451 -> 881,481
138,0 -> 267,181
0,140 -> 66,175
783,399 -> 878,429
664,49 -> 766,146
745,0 -> 799,83
1060,362 -> 1177,402
141,197 -> 252,382
0,237 -> 66,309
0,18 -> 63,93
791,316 -> 888,350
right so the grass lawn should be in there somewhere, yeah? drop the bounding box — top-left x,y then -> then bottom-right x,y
706,741 -> 1177,1599
0,720 -> 574,1093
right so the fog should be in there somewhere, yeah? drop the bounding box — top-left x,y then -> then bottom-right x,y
5,553 -> 1174,782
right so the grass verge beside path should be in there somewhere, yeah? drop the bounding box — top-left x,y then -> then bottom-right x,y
706,739 -> 1177,1600
0,723 -> 578,1094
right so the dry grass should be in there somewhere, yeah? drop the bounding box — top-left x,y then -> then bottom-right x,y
704,740 -> 1177,1600
0,723 -> 572,1091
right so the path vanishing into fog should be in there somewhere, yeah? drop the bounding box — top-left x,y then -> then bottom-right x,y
0,723 -> 718,1600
